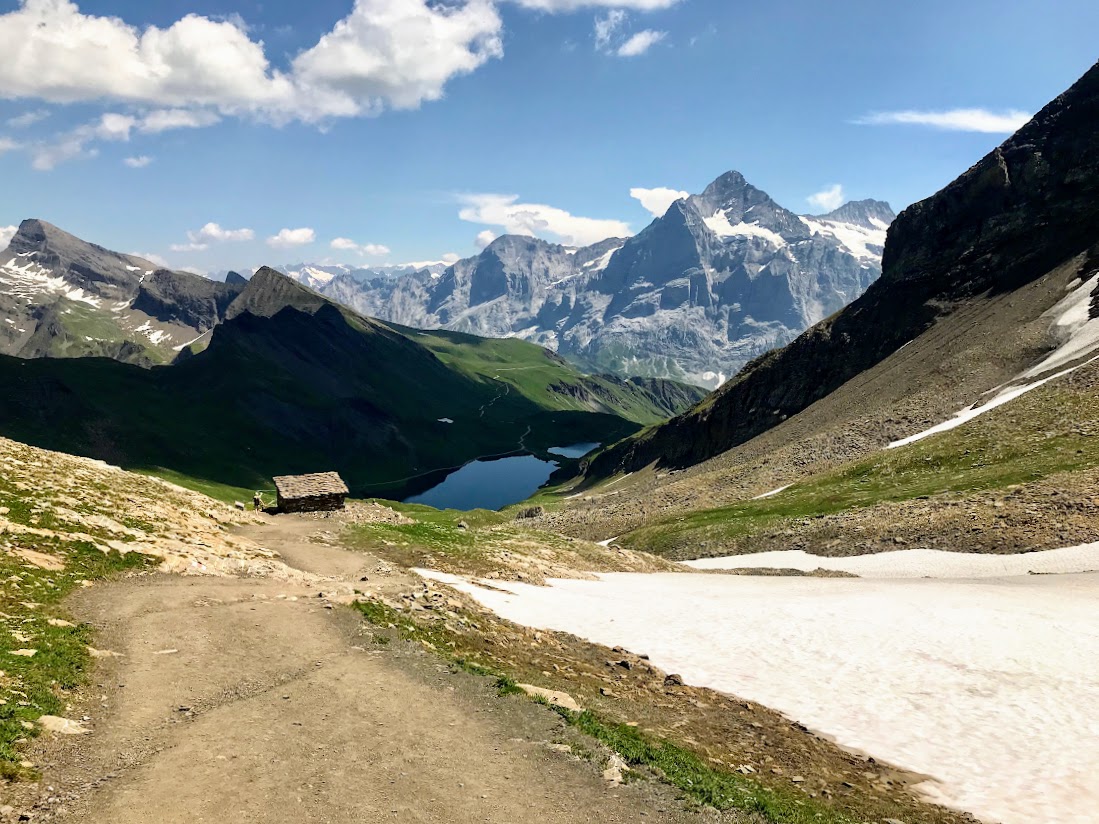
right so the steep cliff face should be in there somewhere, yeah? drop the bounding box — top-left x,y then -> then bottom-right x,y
585,59 -> 1099,479
314,173 -> 893,388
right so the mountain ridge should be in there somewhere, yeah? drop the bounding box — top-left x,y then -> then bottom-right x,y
298,172 -> 894,388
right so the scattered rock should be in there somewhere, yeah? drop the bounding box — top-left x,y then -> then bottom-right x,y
37,716 -> 90,735
664,673 -> 684,687
515,684 -> 582,713
602,754 -> 628,785
9,649 -> 36,658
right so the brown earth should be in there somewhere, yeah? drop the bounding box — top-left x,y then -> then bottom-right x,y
2,516 -> 709,824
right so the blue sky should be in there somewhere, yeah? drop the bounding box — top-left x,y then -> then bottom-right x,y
0,0 -> 1096,273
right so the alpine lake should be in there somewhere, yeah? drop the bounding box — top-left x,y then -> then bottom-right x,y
404,443 -> 600,511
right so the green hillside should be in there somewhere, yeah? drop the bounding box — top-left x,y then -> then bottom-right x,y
0,273 -> 703,501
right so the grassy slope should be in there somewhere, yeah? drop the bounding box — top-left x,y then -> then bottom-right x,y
0,305 -> 689,502
620,370 -> 1099,557
403,327 -> 705,425
0,462 -> 157,778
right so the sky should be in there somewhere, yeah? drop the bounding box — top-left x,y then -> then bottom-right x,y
0,0 -> 1097,274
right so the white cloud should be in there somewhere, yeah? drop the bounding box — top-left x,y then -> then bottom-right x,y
194,223 -> 254,243
594,10 -> 627,51
475,230 -> 498,249
0,0 -> 505,126
630,186 -> 687,217
130,251 -> 169,268
123,155 -> 152,168
855,108 -> 1031,134
140,109 -> 221,133
7,109 -> 48,128
0,225 -> 18,247
458,193 -> 631,246
616,29 -> 665,56
331,237 -> 391,256
442,253 -> 461,264
267,227 -> 317,249
170,222 -> 254,252
807,183 -> 845,213
30,108 -> 220,170
0,137 -> 19,154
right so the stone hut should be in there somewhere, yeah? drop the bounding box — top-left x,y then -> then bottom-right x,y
272,472 -> 349,514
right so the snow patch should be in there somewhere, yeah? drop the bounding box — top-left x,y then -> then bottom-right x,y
438,418 -> 454,424
684,543 -> 1099,578
417,567 -> 1099,824
0,256 -> 102,307
887,355 -> 1099,449
799,216 -> 887,263
752,484 -> 791,500
705,212 -> 787,247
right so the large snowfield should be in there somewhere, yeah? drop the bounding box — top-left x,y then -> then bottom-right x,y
420,557 -> 1099,824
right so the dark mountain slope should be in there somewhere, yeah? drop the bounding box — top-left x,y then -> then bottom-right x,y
0,268 -> 702,498
586,59 -> 1099,480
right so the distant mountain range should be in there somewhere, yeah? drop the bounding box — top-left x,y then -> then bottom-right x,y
0,224 -> 704,497
279,173 -> 893,388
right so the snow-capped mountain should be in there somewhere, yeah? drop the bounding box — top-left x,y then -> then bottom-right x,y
312,171 -> 895,388
278,261 -> 448,291
0,220 -> 242,364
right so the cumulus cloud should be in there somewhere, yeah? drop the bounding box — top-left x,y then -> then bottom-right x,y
123,155 -> 152,168
0,225 -> 18,247
807,184 -> 845,212
616,29 -> 665,56
442,253 -> 461,264
267,227 -> 317,249
630,186 -> 687,217
475,230 -> 498,249
171,222 -> 254,252
0,0 -> 503,122
130,250 -> 169,268
0,137 -> 19,154
458,193 -> 631,246
331,237 -> 391,256
854,108 -> 1031,134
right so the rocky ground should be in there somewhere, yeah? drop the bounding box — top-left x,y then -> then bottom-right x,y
0,439 -> 977,823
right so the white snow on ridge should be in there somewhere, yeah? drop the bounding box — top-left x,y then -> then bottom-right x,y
0,256 -> 102,307
1020,271 -> 1099,379
683,542 -> 1099,578
417,567 -> 1099,824
705,211 -> 787,248
799,216 -> 887,263
582,246 -> 622,274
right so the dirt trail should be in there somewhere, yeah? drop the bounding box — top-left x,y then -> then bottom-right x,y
14,517 -> 703,824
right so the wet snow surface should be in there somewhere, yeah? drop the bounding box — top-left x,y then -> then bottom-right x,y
420,564 -> 1099,824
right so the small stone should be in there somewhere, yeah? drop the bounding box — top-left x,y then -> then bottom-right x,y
791,776 -> 805,784
663,674 -> 684,687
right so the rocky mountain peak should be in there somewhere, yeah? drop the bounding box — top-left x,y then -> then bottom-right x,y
816,200 -> 896,228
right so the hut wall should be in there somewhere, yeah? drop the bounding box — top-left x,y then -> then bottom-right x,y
277,493 -> 347,514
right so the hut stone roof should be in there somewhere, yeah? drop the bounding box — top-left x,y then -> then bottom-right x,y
273,472 -> 349,500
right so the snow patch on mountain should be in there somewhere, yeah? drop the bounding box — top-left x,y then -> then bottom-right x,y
799,217 -> 887,263
705,211 -> 787,247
